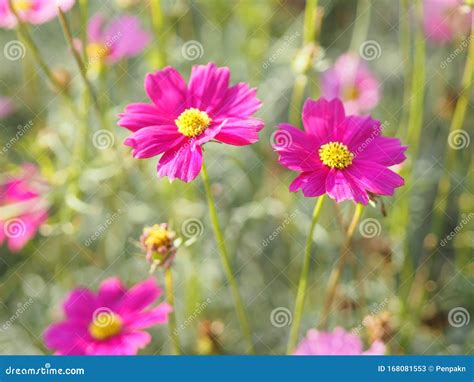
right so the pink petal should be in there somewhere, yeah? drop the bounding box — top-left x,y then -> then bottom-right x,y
124,125 -> 185,159
87,13 -> 104,42
117,103 -> 171,132
341,115 -> 381,151
157,143 -> 203,183
289,168 -> 328,197
97,277 -> 126,309
364,340 -> 386,355
302,98 -> 345,143
63,288 -> 98,322
43,322 -> 88,355
187,63 -> 230,112
214,117 -> 264,146
273,123 -> 321,171
325,168 -> 369,204
145,67 -> 187,119
347,160 -> 404,196
354,136 -> 407,166
118,278 -> 162,315
125,302 -> 172,330
215,83 -> 262,117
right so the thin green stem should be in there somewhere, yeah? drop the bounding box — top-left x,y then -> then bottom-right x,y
397,0 -> 412,136
318,203 -> 364,329
200,163 -> 255,354
150,0 -> 167,68
79,0 -> 89,63
286,195 -> 325,354
349,0 -> 371,53
57,7 -> 107,130
165,267 -> 182,355
303,0 -> 319,45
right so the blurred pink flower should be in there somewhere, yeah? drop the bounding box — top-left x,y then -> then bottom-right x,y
118,62 -> 264,183
273,98 -> 406,205
86,13 -> 151,64
0,97 -> 14,118
321,53 -> 380,115
0,0 -> 75,29
44,277 -> 172,355
423,0 -> 472,43
294,327 -> 386,355
0,164 -> 48,252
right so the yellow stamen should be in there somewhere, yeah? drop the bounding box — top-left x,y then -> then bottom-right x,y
175,108 -> 211,138
12,0 -> 33,12
319,141 -> 354,169
88,312 -> 123,341
86,43 -> 109,62
144,224 -> 172,249
344,86 -> 360,101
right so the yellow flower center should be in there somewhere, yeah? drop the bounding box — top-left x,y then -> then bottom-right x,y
175,108 -> 211,138
88,311 -> 123,341
319,141 -> 354,169
144,224 -> 172,249
12,0 -> 33,12
344,86 -> 360,101
86,43 -> 109,62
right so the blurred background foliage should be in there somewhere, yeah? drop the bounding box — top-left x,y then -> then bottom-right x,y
0,0 -> 472,355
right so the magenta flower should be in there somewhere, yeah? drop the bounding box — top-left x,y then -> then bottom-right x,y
0,164 -> 48,252
273,98 -> 406,205
44,278 -> 172,355
423,0 -> 472,43
118,62 -> 264,182
321,53 -> 380,115
294,327 -> 385,355
0,97 -> 14,118
86,13 -> 151,65
0,0 -> 75,29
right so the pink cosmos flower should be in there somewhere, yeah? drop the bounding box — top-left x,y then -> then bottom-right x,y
86,13 -> 151,65
44,277 -> 172,355
0,97 -> 14,118
273,98 -> 406,205
321,53 -> 380,115
0,0 -> 75,29
294,327 -> 386,355
423,0 -> 472,43
118,62 -> 264,183
0,164 -> 48,252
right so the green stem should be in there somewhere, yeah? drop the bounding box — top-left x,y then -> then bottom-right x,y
200,163 -> 255,354
165,267 -> 182,355
303,0 -> 319,45
318,203 -> 364,329
150,0 -> 167,68
349,0 -> 371,53
79,0 -> 89,63
57,7 -> 107,130
286,195 -> 325,354
397,0 -> 412,136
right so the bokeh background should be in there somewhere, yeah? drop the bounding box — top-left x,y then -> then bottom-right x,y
0,0 -> 472,355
